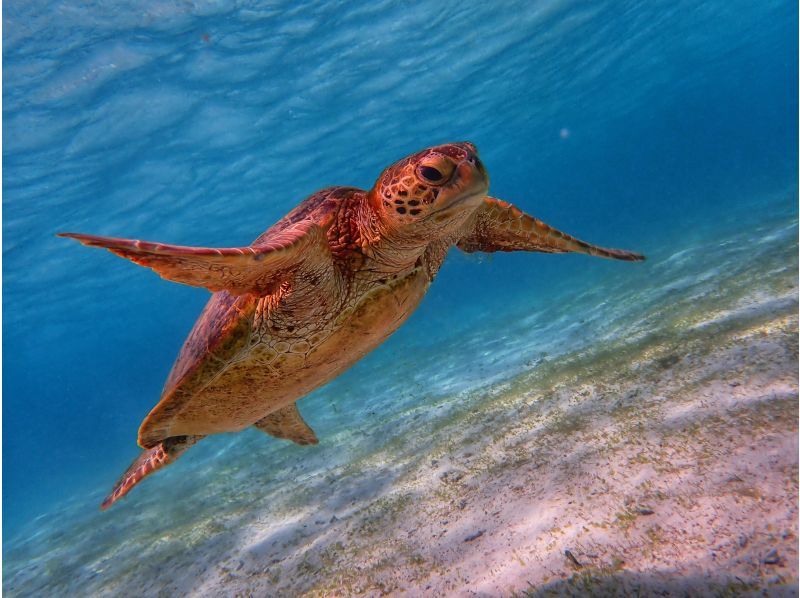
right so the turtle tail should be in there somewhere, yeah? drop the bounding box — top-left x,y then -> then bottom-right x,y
101,435 -> 202,510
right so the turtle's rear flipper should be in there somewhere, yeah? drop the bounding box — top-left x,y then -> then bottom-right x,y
101,435 -> 201,510
58,217 -> 335,296
254,403 -> 319,446
457,197 -> 645,261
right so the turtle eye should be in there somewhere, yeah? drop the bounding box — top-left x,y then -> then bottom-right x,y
419,166 -> 443,183
416,155 -> 455,185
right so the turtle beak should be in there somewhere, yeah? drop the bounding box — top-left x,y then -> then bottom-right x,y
457,155 -> 489,196
428,161 -> 488,222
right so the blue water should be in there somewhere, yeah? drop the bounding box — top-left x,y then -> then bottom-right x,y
3,0 -> 797,592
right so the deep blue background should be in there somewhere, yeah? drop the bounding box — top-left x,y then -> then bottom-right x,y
4,0 -> 797,538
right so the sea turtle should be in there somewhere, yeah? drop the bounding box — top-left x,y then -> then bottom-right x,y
60,142 -> 644,509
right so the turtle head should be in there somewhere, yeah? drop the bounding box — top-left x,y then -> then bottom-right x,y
369,142 -> 489,236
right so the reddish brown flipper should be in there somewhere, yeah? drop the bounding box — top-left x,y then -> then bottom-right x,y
101,436 -> 200,510
457,197 -> 645,261
58,219 -> 335,296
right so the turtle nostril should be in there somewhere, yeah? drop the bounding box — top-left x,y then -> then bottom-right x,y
468,154 -> 484,172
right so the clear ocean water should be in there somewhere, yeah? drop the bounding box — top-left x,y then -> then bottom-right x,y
3,0 -> 797,595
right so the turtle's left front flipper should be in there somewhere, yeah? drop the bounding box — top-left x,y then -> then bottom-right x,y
457,197 -> 645,262
59,218 -> 336,296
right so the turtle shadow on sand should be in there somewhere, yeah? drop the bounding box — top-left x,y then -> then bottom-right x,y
511,570 -> 797,597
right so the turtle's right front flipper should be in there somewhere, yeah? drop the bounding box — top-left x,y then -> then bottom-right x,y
59,217 -> 336,296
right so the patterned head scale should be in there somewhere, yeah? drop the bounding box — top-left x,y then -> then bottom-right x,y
369,142 -> 489,228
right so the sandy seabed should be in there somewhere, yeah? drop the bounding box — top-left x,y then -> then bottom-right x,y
197,304 -> 799,597
5,214 -> 799,597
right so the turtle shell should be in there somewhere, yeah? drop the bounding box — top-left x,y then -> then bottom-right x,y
137,290 -> 257,448
136,187 -> 352,448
